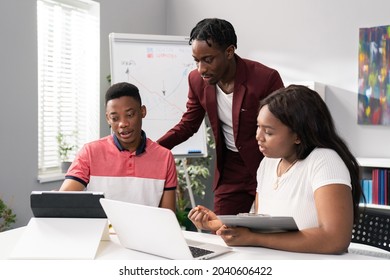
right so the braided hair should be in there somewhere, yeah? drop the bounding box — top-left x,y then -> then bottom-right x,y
189,18 -> 237,50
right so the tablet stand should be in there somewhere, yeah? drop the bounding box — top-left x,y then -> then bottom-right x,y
9,217 -> 108,259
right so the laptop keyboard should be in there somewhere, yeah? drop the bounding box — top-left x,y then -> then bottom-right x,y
189,246 -> 214,258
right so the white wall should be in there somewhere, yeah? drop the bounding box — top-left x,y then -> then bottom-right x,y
0,0 -> 38,229
166,0 -> 390,158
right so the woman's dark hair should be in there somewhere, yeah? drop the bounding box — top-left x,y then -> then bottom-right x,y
259,84 -> 363,221
189,18 -> 237,50
105,82 -> 142,106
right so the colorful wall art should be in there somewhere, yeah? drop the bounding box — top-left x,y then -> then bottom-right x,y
358,25 -> 390,125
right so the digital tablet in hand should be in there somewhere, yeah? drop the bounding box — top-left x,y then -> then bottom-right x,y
218,213 -> 298,233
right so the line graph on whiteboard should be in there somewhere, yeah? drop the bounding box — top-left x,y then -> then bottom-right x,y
110,38 -> 207,156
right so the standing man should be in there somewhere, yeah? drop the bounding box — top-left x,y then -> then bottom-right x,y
158,18 -> 284,215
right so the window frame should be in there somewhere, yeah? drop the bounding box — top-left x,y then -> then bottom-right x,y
37,0 -> 100,182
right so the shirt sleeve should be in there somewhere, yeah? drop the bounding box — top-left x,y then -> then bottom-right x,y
164,152 -> 178,190
310,149 -> 352,191
65,144 -> 91,186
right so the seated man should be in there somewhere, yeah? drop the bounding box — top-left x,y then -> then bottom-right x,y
59,82 -> 177,212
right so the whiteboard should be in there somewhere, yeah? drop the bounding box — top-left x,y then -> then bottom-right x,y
109,33 -> 207,157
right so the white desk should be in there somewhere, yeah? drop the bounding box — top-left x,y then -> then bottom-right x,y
0,226 -> 389,260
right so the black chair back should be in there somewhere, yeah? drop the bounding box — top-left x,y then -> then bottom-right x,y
352,205 -> 390,252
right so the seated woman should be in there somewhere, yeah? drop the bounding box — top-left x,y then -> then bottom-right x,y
188,85 -> 363,254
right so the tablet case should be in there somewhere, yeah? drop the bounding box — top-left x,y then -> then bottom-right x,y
9,217 -> 108,260
30,191 -> 107,218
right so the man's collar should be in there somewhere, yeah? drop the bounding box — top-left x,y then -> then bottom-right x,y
112,130 -> 147,155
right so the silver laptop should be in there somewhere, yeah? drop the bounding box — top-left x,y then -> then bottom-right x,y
99,198 -> 231,260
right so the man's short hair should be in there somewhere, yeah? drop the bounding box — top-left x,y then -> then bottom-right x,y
105,82 -> 142,106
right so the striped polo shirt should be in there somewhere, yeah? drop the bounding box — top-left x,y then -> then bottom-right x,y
65,131 -> 177,207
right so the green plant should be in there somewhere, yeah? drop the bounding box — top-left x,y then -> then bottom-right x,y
175,126 -> 215,229
0,198 -> 16,232
57,132 -> 76,162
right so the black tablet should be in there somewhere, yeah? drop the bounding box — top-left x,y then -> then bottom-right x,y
30,191 -> 107,218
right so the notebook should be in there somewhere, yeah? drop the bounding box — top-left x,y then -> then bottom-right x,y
99,198 -> 231,260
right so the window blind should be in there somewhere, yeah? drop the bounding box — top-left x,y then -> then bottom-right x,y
37,0 -> 100,174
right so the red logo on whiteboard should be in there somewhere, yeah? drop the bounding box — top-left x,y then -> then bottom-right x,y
146,48 -> 153,58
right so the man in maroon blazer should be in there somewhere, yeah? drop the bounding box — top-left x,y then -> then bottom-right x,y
158,18 -> 284,215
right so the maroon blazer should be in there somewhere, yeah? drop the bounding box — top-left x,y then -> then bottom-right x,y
158,54 -> 284,190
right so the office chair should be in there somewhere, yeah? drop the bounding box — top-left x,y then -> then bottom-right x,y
350,204 -> 390,258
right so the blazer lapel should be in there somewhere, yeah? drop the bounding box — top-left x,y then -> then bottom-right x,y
204,84 -> 221,145
204,84 -> 218,122
232,85 -> 246,142
232,54 -> 248,142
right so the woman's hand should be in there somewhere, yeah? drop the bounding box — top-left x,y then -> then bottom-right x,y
216,226 -> 254,246
188,205 -> 223,232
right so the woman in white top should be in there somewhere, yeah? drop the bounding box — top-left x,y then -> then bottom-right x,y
188,84 -> 363,254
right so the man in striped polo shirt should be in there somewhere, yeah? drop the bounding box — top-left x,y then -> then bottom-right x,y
59,82 -> 177,212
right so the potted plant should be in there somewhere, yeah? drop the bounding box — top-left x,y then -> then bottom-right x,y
57,132 -> 76,173
175,127 -> 215,230
0,198 -> 16,232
